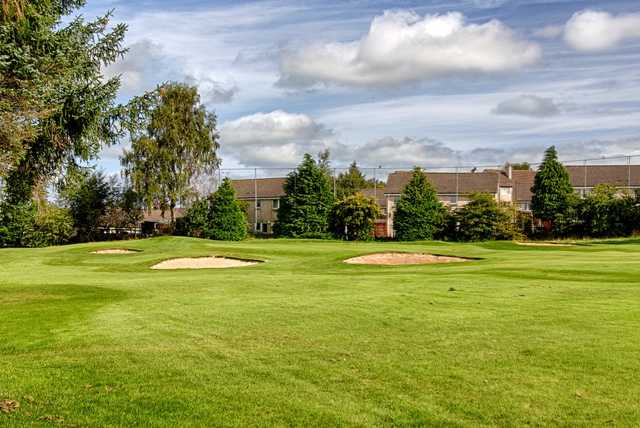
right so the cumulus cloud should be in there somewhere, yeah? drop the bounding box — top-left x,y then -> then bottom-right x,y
564,10 -> 640,52
277,10 -> 541,88
185,75 -> 238,104
492,95 -> 560,118
219,110 -> 344,167
103,40 -> 171,93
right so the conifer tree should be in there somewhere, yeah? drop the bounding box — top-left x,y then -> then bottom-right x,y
206,178 -> 247,241
393,167 -> 446,241
531,146 -> 574,232
274,154 -> 335,237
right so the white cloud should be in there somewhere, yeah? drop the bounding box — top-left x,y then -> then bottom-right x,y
492,95 -> 560,118
277,10 -> 541,88
219,110 -> 343,167
472,0 -> 510,9
564,9 -> 640,52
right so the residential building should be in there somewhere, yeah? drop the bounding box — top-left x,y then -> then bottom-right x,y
231,177 -> 286,234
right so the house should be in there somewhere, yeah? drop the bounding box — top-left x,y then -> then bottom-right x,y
141,208 -> 185,235
231,177 -> 286,234
513,165 -> 640,211
382,169 -> 514,238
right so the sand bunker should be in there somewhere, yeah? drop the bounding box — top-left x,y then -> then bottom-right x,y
92,249 -> 139,254
516,242 -> 574,247
344,252 -> 469,266
151,256 -> 259,270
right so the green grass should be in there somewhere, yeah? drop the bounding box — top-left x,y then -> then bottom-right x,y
1,237 -> 640,427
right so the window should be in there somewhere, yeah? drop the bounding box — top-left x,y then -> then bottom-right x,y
272,199 -> 280,210
256,200 -> 262,209
262,223 -> 269,233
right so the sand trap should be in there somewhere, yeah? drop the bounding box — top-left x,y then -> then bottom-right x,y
151,256 -> 260,270
515,242 -> 574,247
344,252 -> 469,266
92,249 -> 139,254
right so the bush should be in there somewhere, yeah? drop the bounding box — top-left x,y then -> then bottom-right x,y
455,193 -> 520,241
31,205 -> 74,246
576,185 -> 638,238
394,167 -> 447,241
331,193 -> 380,241
179,178 -> 247,241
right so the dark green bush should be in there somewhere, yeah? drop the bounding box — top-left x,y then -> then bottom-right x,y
330,193 -> 380,241
455,193 -> 521,241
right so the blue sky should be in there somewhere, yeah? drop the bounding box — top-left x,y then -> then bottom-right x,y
86,0 -> 640,172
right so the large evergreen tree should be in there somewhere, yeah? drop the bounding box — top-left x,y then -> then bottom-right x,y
393,167 -> 447,241
1,0 -> 128,201
274,154 -> 335,237
531,146 -> 574,232
122,83 -> 220,224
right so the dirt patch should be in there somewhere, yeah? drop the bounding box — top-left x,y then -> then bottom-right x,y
151,256 -> 260,270
515,242 -> 575,247
92,249 -> 140,254
344,252 -> 470,266
0,399 -> 19,414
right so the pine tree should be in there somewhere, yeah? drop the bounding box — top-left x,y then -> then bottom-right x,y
531,146 -> 574,232
274,154 -> 335,237
336,161 -> 369,199
206,178 -> 247,241
393,167 -> 447,241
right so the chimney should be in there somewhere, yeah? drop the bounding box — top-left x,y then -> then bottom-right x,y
506,163 -> 513,180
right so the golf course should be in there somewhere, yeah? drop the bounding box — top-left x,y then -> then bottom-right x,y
1,237 -> 639,426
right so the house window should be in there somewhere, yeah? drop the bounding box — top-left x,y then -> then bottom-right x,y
272,199 -> 280,210
256,200 -> 262,209
262,223 -> 269,233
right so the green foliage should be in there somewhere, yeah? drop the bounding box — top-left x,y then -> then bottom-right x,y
511,162 -> 531,171
336,162 -> 369,199
0,200 -> 73,247
206,178 -> 247,241
62,171 -> 114,242
393,167 -> 447,241
1,0 -> 127,200
274,154 -> 335,237
331,193 -> 380,241
576,185 -> 638,238
180,178 -> 247,241
122,83 -> 220,223
455,193 -> 520,241
531,147 -> 574,232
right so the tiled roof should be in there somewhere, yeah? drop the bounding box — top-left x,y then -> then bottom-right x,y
231,178 -> 287,199
513,165 -> 640,202
385,171 -> 507,195
359,188 -> 388,208
143,208 -> 185,223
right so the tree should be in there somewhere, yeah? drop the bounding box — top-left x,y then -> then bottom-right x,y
274,154 -> 335,237
531,146 -> 574,233
336,162 -> 369,199
511,162 -> 531,171
1,0 -> 127,202
63,171 -> 114,242
122,83 -> 220,224
576,185 -> 637,238
455,193 -> 519,241
393,167 -> 447,241
331,193 -> 380,241
206,178 -> 247,241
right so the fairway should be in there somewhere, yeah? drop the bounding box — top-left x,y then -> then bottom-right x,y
1,237 -> 640,427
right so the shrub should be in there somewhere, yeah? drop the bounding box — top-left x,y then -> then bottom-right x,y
331,193 -> 380,241
0,202 -> 73,248
206,178 -> 247,241
179,178 -> 247,241
455,193 -> 521,241
31,205 -> 74,247
393,167 -> 447,241
576,185 -> 637,238
63,171 -> 114,242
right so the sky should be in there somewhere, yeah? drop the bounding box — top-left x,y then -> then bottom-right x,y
84,0 -> 640,173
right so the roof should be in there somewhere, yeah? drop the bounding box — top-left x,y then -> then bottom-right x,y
231,177 -> 286,199
513,165 -> 640,202
359,188 -> 388,209
143,208 -> 185,223
385,171 -> 507,195
565,165 -> 640,188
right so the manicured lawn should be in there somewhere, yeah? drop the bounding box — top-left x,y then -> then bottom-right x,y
1,237 -> 640,427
